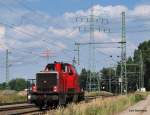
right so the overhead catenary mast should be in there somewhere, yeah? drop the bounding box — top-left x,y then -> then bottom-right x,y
120,12 -> 127,95
6,49 -> 10,85
88,0 -> 96,92
74,1 -> 110,91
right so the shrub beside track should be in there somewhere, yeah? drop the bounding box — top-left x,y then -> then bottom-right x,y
48,92 -> 149,115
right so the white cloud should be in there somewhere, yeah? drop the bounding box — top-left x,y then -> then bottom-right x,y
13,24 -> 45,41
64,4 -> 150,19
92,5 -> 128,18
126,41 -> 137,57
130,5 -> 150,17
63,4 -> 150,56
0,26 -> 7,50
94,31 -> 108,41
0,3 -> 149,62
48,26 -> 79,38
80,31 -> 108,42
55,42 -> 67,50
0,26 -> 5,38
64,5 -> 128,18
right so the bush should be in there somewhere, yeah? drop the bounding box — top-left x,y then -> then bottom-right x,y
49,92 -> 149,115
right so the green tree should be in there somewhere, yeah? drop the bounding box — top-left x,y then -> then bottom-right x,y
8,78 -> 27,91
133,40 -> 150,90
79,68 -> 87,90
100,67 -> 116,93
0,82 -> 7,90
126,57 -> 138,92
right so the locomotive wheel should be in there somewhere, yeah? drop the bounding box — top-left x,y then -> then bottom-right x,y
59,94 -> 67,105
78,92 -> 85,101
35,101 -> 44,110
39,105 -> 43,110
73,94 -> 78,103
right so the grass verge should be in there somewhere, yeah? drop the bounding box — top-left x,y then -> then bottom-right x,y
48,92 -> 149,115
0,90 -> 26,104
85,91 -> 113,97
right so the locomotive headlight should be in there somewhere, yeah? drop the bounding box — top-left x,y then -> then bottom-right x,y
53,86 -> 58,92
28,95 -> 31,100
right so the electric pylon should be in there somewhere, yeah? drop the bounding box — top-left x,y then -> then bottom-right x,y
75,6 -> 110,91
120,12 -> 127,95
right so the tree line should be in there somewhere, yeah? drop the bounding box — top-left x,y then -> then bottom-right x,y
0,78 -> 27,91
79,40 -> 150,92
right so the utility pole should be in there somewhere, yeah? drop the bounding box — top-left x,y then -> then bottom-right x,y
75,44 -> 80,65
109,67 -> 112,92
6,49 -> 9,86
139,50 -> 144,89
120,12 -> 127,95
72,56 -> 76,67
98,72 -> 101,92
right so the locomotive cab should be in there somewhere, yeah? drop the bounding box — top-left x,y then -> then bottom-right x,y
27,62 -> 84,109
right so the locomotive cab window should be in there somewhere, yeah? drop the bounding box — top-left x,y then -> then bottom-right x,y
45,64 -> 55,71
68,66 -> 73,75
62,64 -> 68,73
62,64 -> 73,75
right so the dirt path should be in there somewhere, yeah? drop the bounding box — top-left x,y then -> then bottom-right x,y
118,95 -> 150,115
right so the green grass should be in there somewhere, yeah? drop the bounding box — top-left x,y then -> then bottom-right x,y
48,92 -> 149,115
0,90 -> 27,104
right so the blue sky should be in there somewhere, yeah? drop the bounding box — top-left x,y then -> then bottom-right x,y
0,0 -> 150,82
27,0 -> 149,14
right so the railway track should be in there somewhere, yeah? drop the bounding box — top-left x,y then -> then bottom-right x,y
0,95 -> 115,115
0,102 -> 27,106
0,103 -> 42,115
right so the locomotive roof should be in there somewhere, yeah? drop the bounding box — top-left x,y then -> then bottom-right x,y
47,62 -> 70,65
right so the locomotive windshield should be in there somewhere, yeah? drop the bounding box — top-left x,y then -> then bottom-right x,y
36,72 -> 57,91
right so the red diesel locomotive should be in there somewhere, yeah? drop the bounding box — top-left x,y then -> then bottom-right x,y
27,62 -> 84,109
